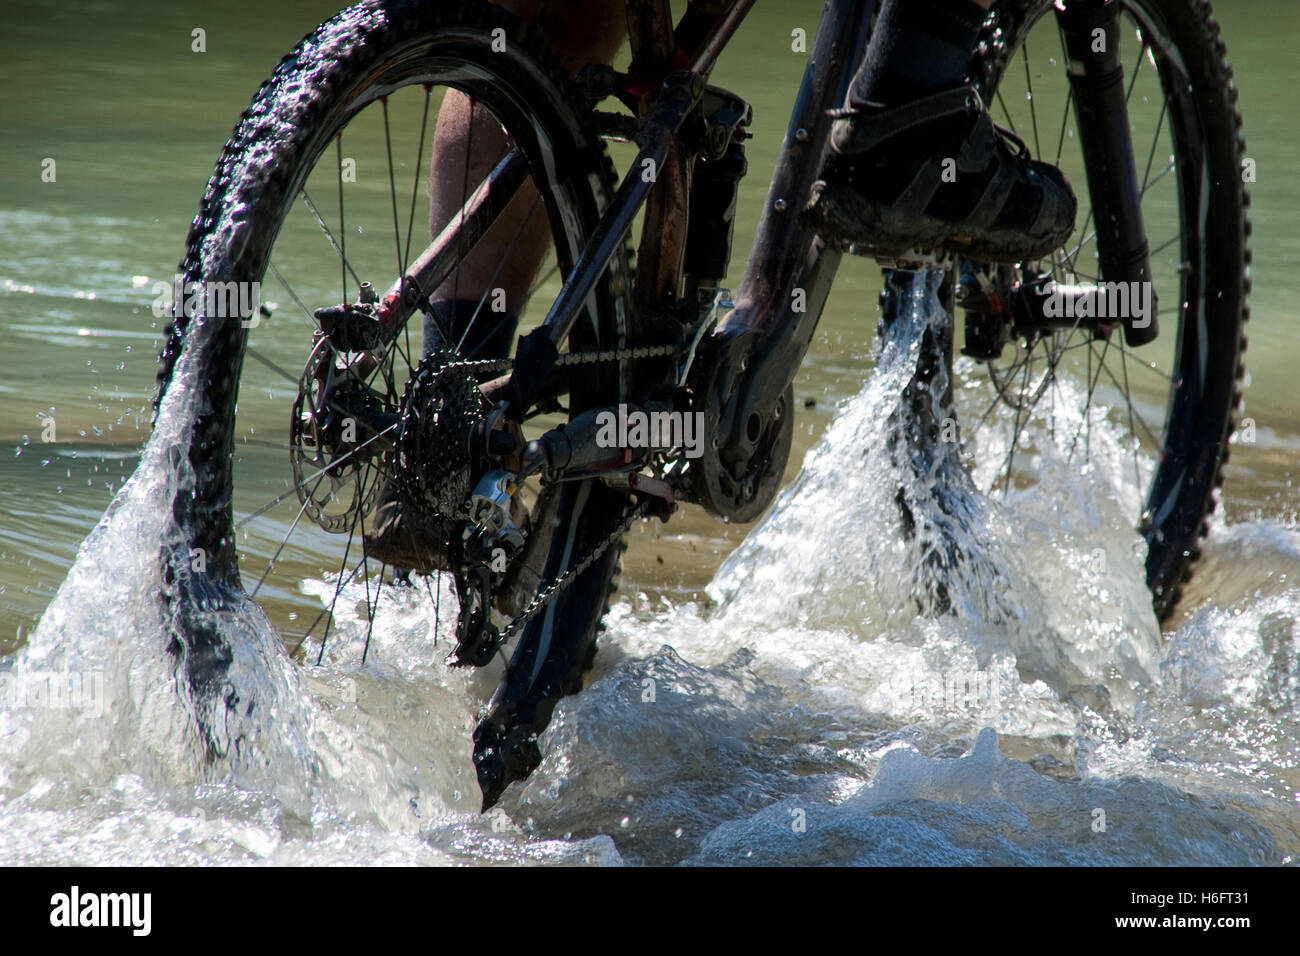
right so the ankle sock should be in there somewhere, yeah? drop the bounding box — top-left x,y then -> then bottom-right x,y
848,0 -> 988,108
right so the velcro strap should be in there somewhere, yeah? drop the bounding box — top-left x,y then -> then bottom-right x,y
831,85 -> 980,155
955,110 -> 999,172
963,160 -> 1019,230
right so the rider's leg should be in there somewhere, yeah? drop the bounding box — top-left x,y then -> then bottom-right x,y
803,0 -> 1077,262
424,0 -> 626,358
850,0 -> 994,107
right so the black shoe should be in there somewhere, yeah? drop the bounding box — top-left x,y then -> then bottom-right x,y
802,85 -> 1077,263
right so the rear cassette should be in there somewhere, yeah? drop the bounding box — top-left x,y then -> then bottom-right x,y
390,350 -> 486,521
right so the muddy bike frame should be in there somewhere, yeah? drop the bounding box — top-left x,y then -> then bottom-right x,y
373,0 -> 1150,518
543,0 -> 878,414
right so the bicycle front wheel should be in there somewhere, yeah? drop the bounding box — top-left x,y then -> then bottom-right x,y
963,0 -> 1249,618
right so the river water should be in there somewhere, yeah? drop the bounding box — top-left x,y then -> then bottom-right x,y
0,0 -> 1297,864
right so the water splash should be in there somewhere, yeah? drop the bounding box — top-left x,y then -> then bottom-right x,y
711,271 -> 1160,709
1,272 -> 1295,865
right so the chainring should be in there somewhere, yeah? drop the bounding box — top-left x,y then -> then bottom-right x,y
690,380 -> 794,523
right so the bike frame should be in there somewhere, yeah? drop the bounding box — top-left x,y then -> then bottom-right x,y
373,0 -> 1150,491
535,0 -> 879,452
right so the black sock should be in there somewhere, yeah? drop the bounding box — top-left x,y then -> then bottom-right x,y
848,0 -> 988,108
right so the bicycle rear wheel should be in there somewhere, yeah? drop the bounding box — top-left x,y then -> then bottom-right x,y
153,0 -> 636,794
960,0 -> 1249,618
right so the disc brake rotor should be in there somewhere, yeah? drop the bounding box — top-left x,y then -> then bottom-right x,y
289,336 -> 389,533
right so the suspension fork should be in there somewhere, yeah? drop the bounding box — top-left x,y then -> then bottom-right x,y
1054,0 -> 1159,346
700,0 -> 877,452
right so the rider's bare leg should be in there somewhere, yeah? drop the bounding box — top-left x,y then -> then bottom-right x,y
368,2 -> 624,571
426,0 -> 626,349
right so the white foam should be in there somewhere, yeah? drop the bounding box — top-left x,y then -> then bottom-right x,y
1,273 -> 1295,865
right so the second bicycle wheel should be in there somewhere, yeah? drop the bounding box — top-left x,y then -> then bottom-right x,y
959,0 -> 1249,618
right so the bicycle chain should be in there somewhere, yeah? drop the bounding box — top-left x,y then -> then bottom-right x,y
421,340 -> 680,379
497,498 -> 652,646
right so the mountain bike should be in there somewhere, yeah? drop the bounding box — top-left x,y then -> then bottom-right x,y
153,0 -> 1249,805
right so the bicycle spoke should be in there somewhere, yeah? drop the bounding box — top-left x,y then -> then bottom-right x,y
291,551 -> 368,656
1141,159 -> 1176,196
1149,233 -> 1179,258
995,87 -> 1019,136
356,480 -> 384,666
453,96 -> 476,305
1054,86 -> 1073,168
1121,343 -> 1175,384
1140,98 -> 1169,192
316,549 -> 363,665
405,85 -> 434,270
424,573 -> 442,649
337,135 -> 348,304
300,189 -> 364,292
1023,40 -> 1041,159
999,351 -> 1036,495
1062,206 -> 1096,276
1126,37 -> 1148,105
381,97 -> 405,276
245,345 -> 302,387
235,422 -> 399,530
456,192 -> 543,357
1118,340 -> 1145,492
521,261 -> 562,312
266,263 -> 323,330
250,484 -> 319,600
1094,346 -> 1164,449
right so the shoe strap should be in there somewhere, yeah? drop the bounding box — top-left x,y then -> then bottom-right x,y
829,85 -> 982,155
